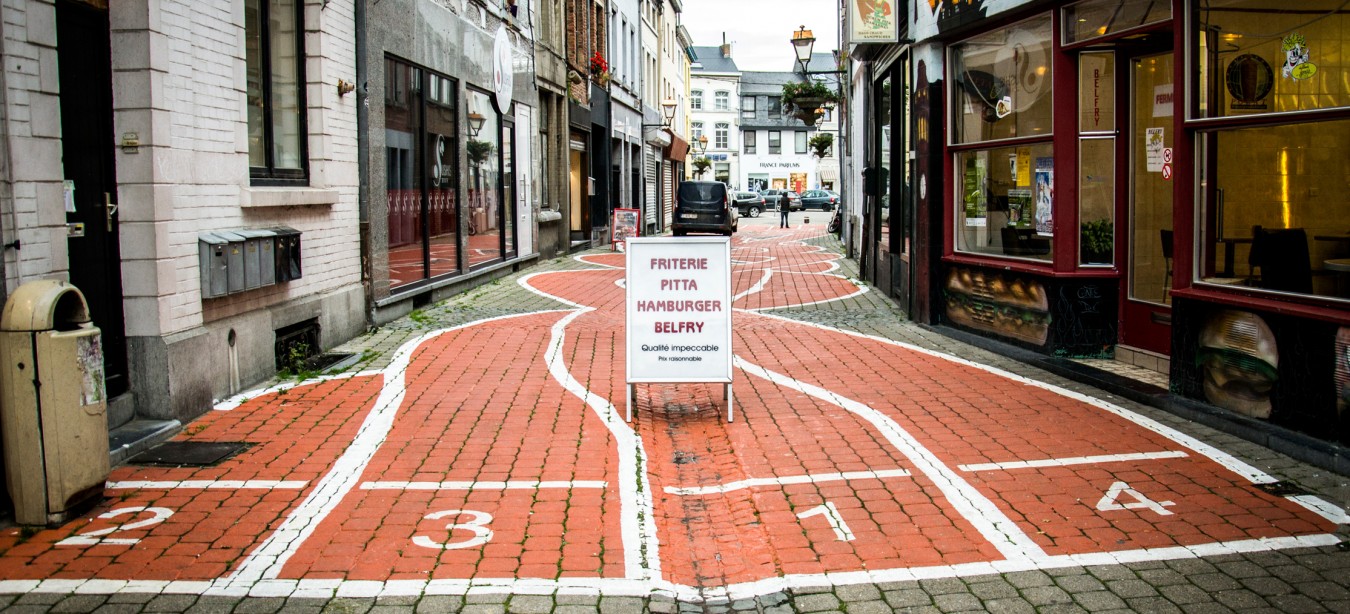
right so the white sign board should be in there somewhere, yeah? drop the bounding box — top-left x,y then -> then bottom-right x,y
626,237 -> 733,386
492,25 -> 514,114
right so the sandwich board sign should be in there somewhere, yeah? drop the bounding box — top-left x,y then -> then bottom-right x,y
625,236 -> 734,421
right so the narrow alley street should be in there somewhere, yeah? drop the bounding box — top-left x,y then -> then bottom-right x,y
0,218 -> 1346,613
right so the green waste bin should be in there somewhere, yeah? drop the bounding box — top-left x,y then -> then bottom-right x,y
0,280 -> 108,526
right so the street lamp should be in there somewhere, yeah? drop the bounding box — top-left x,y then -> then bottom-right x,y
641,99 -> 679,129
791,25 -> 816,73
467,110 -> 486,137
692,134 -> 708,155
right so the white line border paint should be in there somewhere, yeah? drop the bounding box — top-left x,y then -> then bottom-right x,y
519,267 -> 662,581
958,451 -> 1189,472
665,469 -> 912,496
361,481 -> 607,491
107,481 -> 308,490
220,310 -> 573,589
213,370 -> 381,412
4,534 -> 1336,602
740,309 -> 1346,525
735,357 -> 1047,562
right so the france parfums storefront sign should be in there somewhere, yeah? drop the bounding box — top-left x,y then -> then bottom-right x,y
625,237 -> 732,384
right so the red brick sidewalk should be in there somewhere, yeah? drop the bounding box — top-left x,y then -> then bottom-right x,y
0,225 -> 1339,601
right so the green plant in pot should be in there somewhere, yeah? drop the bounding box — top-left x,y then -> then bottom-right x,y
781,80 -> 840,118
692,156 -> 711,179
1080,219 -> 1114,264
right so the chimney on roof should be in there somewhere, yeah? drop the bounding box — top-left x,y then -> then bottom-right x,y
721,32 -> 730,58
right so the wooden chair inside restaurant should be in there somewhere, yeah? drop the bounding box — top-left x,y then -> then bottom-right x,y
1248,225 -> 1313,294
1161,229 -> 1173,303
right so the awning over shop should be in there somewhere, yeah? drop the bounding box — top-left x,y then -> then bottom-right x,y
645,127 -> 672,148
665,135 -> 689,161
819,164 -> 840,182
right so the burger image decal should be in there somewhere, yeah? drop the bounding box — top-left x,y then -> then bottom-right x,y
1197,310 -> 1279,419
944,268 -> 1051,346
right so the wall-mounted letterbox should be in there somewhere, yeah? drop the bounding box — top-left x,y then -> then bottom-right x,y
271,227 -> 302,283
235,229 -> 277,289
212,230 -> 247,293
198,232 -> 230,298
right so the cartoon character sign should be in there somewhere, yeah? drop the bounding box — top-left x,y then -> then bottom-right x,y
1281,33 -> 1317,81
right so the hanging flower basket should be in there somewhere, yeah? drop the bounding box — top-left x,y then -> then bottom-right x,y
782,80 -> 840,117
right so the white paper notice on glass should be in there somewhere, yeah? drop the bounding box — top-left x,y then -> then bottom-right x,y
626,237 -> 733,384
1146,127 -> 1165,172
63,180 -> 76,213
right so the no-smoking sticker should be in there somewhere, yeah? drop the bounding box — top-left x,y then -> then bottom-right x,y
1161,164 -> 1173,180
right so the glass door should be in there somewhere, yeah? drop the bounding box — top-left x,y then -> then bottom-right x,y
1121,50 -> 1174,354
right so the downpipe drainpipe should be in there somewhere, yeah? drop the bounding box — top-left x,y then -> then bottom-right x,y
355,0 -> 372,323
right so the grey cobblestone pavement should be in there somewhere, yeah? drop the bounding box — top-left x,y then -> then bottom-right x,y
5,221 -> 1348,613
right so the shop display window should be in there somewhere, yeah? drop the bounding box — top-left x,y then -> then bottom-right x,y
1191,1 -> 1350,302
1064,0 -> 1170,45
1079,52 -> 1116,267
955,144 -> 1055,261
385,57 -> 460,292
951,16 -> 1055,263
465,89 -> 504,269
951,14 -> 1054,145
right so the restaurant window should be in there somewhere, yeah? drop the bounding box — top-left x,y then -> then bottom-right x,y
714,90 -> 729,110
744,130 -> 756,154
950,14 -> 1055,262
691,90 -> 703,110
715,122 -> 728,149
385,58 -> 460,292
741,96 -> 756,119
1191,1 -> 1350,302
794,131 -> 807,154
1079,52 -> 1116,267
768,130 -> 781,154
246,0 -> 306,184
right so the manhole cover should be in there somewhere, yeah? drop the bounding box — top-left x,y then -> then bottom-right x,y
127,442 -> 251,467
1254,480 -> 1313,497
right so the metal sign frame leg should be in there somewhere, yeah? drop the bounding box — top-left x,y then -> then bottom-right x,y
726,383 -> 734,422
627,383 -> 634,422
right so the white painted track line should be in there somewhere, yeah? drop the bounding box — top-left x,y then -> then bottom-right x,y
958,451 -> 1189,472
361,480 -> 607,491
107,480 -> 308,490
666,469 -> 913,496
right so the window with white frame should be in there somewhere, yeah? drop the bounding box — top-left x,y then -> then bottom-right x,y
691,90 -> 703,110
715,91 -> 729,110
692,121 -> 704,141
715,122 -> 728,149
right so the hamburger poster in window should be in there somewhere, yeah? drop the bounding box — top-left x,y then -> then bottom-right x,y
944,267 -> 1051,346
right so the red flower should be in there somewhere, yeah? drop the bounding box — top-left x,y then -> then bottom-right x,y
589,52 -> 609,75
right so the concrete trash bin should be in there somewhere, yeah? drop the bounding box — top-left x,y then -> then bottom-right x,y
0,280 -> 109,526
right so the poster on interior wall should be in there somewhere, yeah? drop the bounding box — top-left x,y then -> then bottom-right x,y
963,154 -> 987,226
1008,189 -> 1032,229
612,208 -> 640,251
1016,148 -> 1031,187
1146,128 -> 1165,172
849,0 -> 900,43
1034,158 -> 1053,235
1153,84 -> 1174,117
1281,33 -> 1317,80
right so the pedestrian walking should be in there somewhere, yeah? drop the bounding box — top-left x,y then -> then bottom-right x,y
779,192 -> 790,228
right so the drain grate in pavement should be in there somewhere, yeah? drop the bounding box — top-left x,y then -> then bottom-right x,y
1254,480 -> 1313,497
127,441 -> 252,467
307,352 -> 356,372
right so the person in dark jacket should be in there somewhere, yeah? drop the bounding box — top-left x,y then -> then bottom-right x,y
779,193 -> 790,228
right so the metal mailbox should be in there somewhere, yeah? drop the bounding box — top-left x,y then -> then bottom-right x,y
235,229 -> 277,289
198,232 -> 230,298
271,227 -> 302,283
213,230 -> 247,293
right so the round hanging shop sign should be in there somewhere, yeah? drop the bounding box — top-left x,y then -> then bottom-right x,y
492,25 -> 514,114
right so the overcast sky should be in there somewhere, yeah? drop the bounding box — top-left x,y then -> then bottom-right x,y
680,0 -> 841,72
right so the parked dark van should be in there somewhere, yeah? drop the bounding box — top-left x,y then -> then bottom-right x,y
673,181 -> 737,236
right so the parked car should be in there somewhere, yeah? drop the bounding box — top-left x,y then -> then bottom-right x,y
732,191 -> 767,217
762,189 -> 802,212
800,189 -> 840,211
673,181 -> 738,236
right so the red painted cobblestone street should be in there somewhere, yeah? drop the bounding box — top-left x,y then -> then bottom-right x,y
0,225 -> 1342,605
